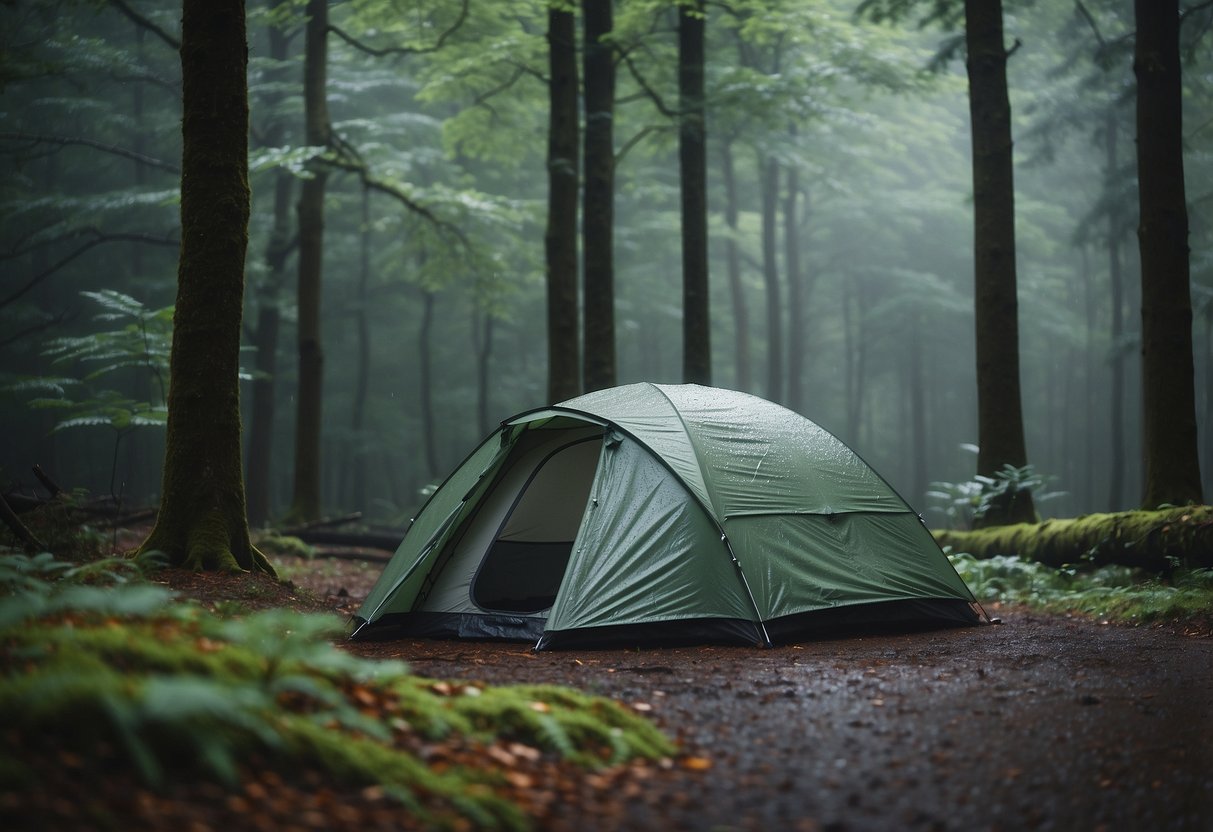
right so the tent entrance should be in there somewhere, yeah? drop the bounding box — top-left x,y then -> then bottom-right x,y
466,431 -> 602,615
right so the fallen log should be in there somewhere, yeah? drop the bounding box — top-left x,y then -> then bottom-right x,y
290,528 -> 403,551
932,506 -> 1213,572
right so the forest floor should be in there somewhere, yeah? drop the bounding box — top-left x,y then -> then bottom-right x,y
292,555 -> 1213,831
11,551 -> 1213,831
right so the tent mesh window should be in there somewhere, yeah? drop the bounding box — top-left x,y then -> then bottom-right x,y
471,435 -> 601,614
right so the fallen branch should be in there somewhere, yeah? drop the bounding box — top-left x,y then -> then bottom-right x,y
32,464 -> 62,498
0,493 -> 47,553
933,506 -> 1213,572
280,512 -> 363,535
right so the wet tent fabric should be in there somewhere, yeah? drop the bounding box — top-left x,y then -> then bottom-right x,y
351,383 -> 985,648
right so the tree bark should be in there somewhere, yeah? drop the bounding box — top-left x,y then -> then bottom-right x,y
1134,0 -> 1203,508
419,290 -> 440,479
784,165 -> 804,412
582,0 -> 616,393
245,5 -> 293,528
1105,109 -> 1126,511
759,155 -> 782,402
474,309 -> 494,436
721,142 -> 751,391
137,0 -> 272,575
289,0 -> 330,523
679,0 -> 711,386
349,185 -> 371,512
546,7 -> 581,403
964,0 -> 1035,526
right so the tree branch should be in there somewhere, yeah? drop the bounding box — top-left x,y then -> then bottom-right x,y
0,492 -> 47,553
1,230 -> 179,310
327,0 -> 469,58
0,309 -> 71,349
1181,0 -> 1213,23
107,0 -> 180,50
619,52 -> 678,118
0,132 -> 180,173
322,136 -> 468,248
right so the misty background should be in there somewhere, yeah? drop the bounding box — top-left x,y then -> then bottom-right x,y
2,0 -> 1210,526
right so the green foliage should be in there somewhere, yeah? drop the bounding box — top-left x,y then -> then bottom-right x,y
0,553 -> 674,828
927,461 -> 1067,530
252,532 -> 317,560
950,550 -> 1213,627
6,290 -> 170,437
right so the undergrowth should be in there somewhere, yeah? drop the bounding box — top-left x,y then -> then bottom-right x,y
948,551 -> 1213,627
0,551 -> 675,830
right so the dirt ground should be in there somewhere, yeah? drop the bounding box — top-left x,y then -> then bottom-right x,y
287,554 -> 1213,832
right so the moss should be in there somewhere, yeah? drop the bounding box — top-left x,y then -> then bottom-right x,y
935,505 -> 1213,572
1,555 -> 676,828
253,533 -> 316,560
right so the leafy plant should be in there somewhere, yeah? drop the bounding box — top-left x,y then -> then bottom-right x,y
0,552 -> 675,829
5,290 -> 171,497
948,550 -> 1213,627
927,459 -> 1067,530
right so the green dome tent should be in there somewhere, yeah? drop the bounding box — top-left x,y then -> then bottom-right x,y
351,383 -> 986,649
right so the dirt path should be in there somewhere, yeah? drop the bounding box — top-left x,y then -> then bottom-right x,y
347,608 -> 1213,831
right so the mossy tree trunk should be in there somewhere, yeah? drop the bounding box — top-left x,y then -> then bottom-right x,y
679,0 -> 711,387
289,0 -> 330,523
546,6 -> 581,403
1134,0 -> 1204,509
582,0 -> 616,394
964,0 -> 1035,527
138,0 -> 273,576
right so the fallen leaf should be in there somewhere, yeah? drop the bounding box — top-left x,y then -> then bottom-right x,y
682,756 -> 713,771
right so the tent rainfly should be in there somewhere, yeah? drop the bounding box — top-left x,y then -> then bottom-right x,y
351,383 -> 986,649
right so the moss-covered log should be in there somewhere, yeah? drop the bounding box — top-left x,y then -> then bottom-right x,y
933,506 -> 1213,572
136,0 -> 272,576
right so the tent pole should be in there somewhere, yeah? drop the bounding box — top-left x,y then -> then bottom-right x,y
720,532 -> 771,647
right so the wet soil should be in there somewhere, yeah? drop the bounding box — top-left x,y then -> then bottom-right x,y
346,612 -> 1210,831
15,553 -> 1203,831
291,555 -> 1213,832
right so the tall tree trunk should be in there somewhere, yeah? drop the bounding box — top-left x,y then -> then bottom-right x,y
419,290 -> 439,479
1134,0 -> 1203,508
964,0 -> 1035,526
289,0 -> 330,523
784,165 -> 804,412
1203,305 -> 1212,499
679,0 -> 711,386
908,321 -> 927,509
582,0 -> 616,393
843,277 -> 867,444
1081,245 -> 1096,513
721,141 -> 751,391
245,6 -> 293,528
546,7 -> 580,402
1105,110 -> 1126,510
138,0 -> 272,575
349,185 -> 371,512
759,155 -> 782,402
473,308 -> 494,437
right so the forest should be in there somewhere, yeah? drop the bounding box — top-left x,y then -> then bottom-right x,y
2,1 -> 1213,830
2,0 -> 1209,529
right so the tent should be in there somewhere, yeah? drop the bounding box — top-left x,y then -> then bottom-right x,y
351,383 -> 986,649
